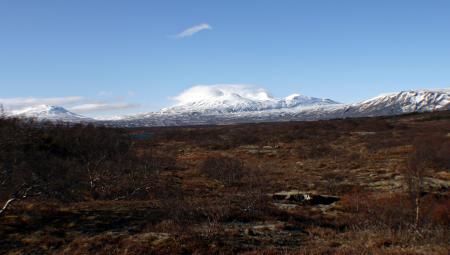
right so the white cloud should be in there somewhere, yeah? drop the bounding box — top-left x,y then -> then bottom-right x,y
172,84 -> 274,105
0,95 -> 140,115
0,96 -> 85,109
68,102 -> 140,113
175,23 -> 212,38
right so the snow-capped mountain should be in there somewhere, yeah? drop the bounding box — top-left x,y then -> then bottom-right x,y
340,89 -> 450,117
110,89 -> 450,127
3,88 -> 449,126
161,85 -> 339,114
161,94 -> 339,114
10,105 -> 91,122
283,94 -> 338,107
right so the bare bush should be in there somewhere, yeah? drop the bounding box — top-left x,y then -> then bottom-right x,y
297,142 -> 334,159
199,156 -> 245,186
0,118 -> 161,205
322,172 -> 345,194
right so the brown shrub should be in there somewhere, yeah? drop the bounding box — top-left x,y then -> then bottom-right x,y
412,134 -> 450,171
297,142 -> 335,159
429,201 -> 450,225
420,193 -> 450,226
341,192 -> 414,229
199,156 -> 245,186
322,172 -> 345,194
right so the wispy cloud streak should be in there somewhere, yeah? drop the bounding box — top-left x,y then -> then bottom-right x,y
69,103 -> 140,113
0,96 -> 140,114
0,96 -> 84,108
175,23 -> 212,38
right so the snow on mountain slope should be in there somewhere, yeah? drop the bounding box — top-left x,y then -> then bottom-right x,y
161,84 -> 339,114
10,105 -> 91,122
283,94 -> 339,108
110,89 -> 450,127
339,89 -> 450,117
4,88 -> 449,126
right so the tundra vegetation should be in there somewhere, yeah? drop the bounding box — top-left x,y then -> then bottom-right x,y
0,111 -> 449,254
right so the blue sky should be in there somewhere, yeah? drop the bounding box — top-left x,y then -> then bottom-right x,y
0,0 -> 449,116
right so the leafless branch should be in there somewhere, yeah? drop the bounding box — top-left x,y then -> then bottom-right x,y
0,184 -> 36,216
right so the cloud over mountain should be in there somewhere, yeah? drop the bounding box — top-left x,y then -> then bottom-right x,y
172,84 -> 274,105
163,84 -> 339,113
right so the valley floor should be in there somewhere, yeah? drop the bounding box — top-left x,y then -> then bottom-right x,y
1,111 -> 449,254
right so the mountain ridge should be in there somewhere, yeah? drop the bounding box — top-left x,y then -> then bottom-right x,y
161,91 -> 339,114
113,89 -> 450,126
3,89 -> 449,126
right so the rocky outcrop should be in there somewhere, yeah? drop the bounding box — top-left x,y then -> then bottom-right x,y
272,190 -> 339,206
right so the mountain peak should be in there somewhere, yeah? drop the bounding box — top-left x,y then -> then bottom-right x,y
162,85 -> 339,114
11,104 -> 90,122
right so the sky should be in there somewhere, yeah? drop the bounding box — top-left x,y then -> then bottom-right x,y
0,0 -> 449,117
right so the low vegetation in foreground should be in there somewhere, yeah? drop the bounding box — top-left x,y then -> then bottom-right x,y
0,111 -> 449,254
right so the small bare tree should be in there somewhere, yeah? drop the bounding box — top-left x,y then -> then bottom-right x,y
404,155 -> 426,229
401,137 -> 435,229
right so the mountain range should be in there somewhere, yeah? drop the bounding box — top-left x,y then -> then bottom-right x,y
3,89 -> 449,126
161,91 -> 339,114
